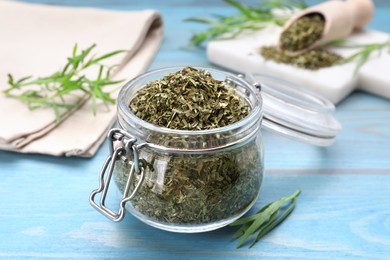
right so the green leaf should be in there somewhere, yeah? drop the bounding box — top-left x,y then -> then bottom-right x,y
327,39 -> 346,46
236,200 -> 283,248
232,223 -> 250,239
230,201 -> 273,226
249,198 -> 297,248
232,189 -> 301,248
72,43 -> 78,57
91,92 -> 97,116
184,17 -> 217,24
68,43 -> 96,70
190,31 -> 211,46
16,76 -> 33,85
353,50 -> 370,75
224,0 -> 254,19
51,103 -> 61,123
83,49 -> 126,69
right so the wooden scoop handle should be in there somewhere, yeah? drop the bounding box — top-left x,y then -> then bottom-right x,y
346,0 -> 374,28
279,0 -> 374,54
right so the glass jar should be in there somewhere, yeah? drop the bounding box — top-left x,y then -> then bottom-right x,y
90,66 -> 341,233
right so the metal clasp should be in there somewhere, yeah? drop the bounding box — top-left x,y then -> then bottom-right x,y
90,128 -> 145,222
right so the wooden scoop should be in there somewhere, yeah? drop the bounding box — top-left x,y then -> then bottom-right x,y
278,0 -> 374,55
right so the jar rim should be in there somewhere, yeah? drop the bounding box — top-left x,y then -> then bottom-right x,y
117,66 -> 262,136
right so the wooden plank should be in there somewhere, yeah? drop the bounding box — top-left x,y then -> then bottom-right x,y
0,169 -> 389,258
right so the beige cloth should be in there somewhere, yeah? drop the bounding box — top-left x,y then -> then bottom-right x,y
0,0 -> 163,157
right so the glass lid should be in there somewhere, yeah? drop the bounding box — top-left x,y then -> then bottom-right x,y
246,73 -> 341,147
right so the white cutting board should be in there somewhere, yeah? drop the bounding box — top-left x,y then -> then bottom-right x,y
207,26 -> 390,103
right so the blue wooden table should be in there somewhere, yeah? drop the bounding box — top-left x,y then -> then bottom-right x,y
1,1 -> 390,259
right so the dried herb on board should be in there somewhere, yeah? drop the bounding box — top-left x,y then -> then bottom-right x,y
129,66 -> 250,130
260,45 -> 342,70
280,13 -> 325,52
260,39 -> 390,72
114,66 -> 262,225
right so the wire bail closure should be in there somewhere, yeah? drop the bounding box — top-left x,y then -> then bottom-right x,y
90,128 -> 145,222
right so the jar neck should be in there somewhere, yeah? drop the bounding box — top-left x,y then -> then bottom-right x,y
117,67 -> 263,151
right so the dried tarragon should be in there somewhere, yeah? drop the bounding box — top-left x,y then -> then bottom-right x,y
129,66 -> 249,130
260,46 -> 342,70
280,13 -> 325,52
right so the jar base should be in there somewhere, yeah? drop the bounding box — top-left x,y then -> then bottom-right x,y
125,197 -> 257,233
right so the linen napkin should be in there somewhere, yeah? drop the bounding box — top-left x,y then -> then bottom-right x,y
0,0 -> 163,157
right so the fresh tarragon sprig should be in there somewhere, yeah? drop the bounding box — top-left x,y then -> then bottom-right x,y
230,189 -> 301,248
185,0 -> 308,46
3,44 -> 126,121
332,39 -> 390,74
